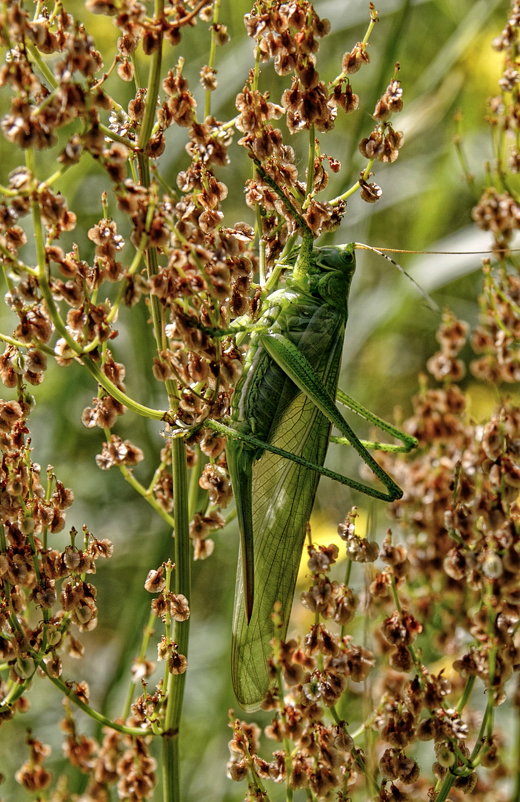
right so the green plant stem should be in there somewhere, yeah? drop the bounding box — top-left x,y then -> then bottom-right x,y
0,676 -> 33,708
135,1 -> 179,408
37,661 -> 152,736
137,0 -> 165,179
187,454 -> 203,520
340,558 -> 353,640
470,701 -> 494,762
436,688 -> 495,802
0,242 -> 35,274
106,224 -> 154,324
119,464 -> 175,529
0,332 -> 33,350
162,437 -> 191,802
244,746 -> 272,800
204,0 -> 221,118
82,353 -> 168,420
26,42 -> 57,88
162,737 -> 178,802
121,608 -> 158,721
513,716 -> 520,802
305,125 -> 315,199
453,112 -> 477,194
130,6 -> 192,794
329,158 -> 374,206
99,123 -> 137,148
456,675 -> 475,714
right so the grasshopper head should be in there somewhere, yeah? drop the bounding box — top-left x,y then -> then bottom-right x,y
313,244 -> 356,271
311,244 -> 356,310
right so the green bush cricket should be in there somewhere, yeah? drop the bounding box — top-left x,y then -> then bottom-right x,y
208,233 -> 419,711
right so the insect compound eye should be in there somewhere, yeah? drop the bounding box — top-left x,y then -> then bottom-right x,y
314,245 -> 356,274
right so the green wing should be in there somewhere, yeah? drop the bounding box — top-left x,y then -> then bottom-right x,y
231,387 -> 331,710
230,302 -> 345,710
225,438 -> 256,621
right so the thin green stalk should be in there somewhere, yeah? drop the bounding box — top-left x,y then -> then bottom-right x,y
256,206 -> 266,286
329,158 -> 374,206
135,0 -> 178,406
81,354 -> 168,420
0,677 -> 33,708
361,725 -> 379,799
0,242 -> 35,274
26,42 -> 58,88
106,221 -> 155,324
0,184 -> 26,198
305,125 -> 315,200
121,609 -> 160,721
252,156 -> 310,235
0,332 -> 34,350
187,454 -> 203,520
129,6 -> 192,793
162,737 -> 178,802
453,112 -> 477,194
119,463 -> 175,529
436,664 -> 496,801
470,701 -> 494,762
340,558 -> 353,640
456,675 -> 475,714
243,744 -> 272,800
137,0 -> 165,183
513,716 -> 520,802
162,438 -> 190,802
99,123 -> 137,148
37,661 -> 152,737
204,0 -> 222,118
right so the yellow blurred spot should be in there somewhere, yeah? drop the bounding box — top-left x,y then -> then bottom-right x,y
296,507 -> 369,586
289,508 -> 370,637
428,654 -> 459,680
466,382 -> 502,420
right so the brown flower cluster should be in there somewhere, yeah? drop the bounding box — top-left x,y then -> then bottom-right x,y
61,718 -> 157,802
227,499 -> 508,800
363,296 -> 517,801
0,396 -> 114,711
0,0 -> 248,559
15,733 -> 52,792
245,1 -> 332,130
387,323 -> 520,684
472,1 -> 520,254
0,3 -> 104,150
227,534 -> 377,798
470,265 -> 520,384
472,187 -> 520,248
238,0 -> 403,251
353,25 -> 520,791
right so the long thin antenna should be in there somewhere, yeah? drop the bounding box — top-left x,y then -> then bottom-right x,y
362,247 -> 519,255
354,242 -> 439,311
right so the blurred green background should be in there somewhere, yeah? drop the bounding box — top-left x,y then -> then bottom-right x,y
0,0 -> 515,798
